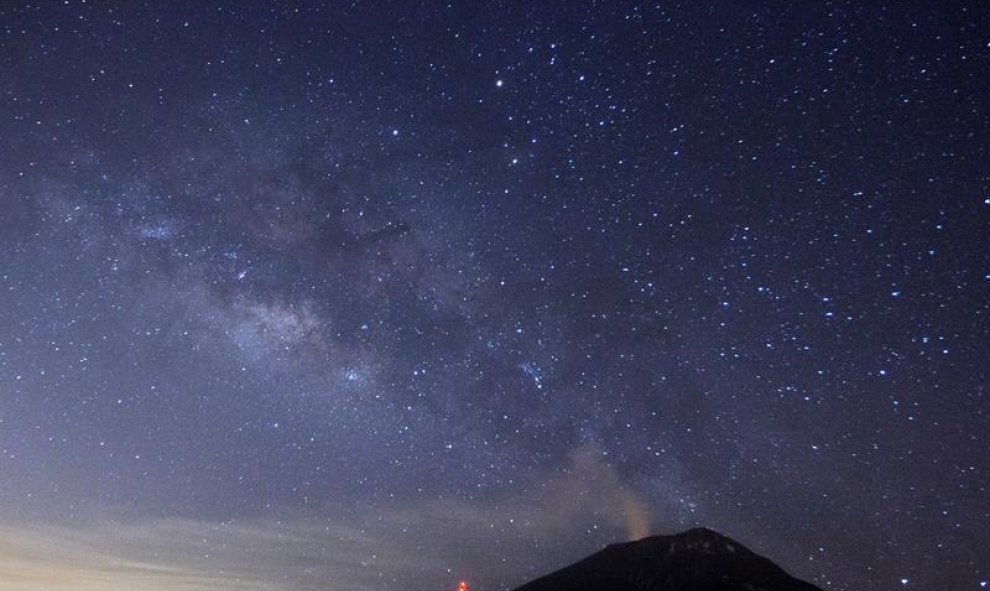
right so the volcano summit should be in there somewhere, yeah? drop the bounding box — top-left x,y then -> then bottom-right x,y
513,527 -> 824,591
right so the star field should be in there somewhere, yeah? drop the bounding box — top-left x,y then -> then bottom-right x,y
0,2 -> 988,590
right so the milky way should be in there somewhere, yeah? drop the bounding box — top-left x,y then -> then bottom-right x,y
1,2 -> 988,590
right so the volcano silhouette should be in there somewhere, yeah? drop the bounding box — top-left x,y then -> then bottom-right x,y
513,527 -> 824,591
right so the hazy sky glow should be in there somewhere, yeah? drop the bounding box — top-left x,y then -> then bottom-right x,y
1,2 -> 988,590
0,450 -> 654,590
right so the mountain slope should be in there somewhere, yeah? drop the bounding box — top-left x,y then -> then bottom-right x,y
513,527 -> 824,591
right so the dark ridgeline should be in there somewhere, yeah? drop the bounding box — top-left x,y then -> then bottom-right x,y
513,527 -> 825,591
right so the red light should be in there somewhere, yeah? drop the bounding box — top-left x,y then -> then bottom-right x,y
457,581 -> 470,591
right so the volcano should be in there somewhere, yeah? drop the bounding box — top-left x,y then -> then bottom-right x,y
512,527 -> 825,591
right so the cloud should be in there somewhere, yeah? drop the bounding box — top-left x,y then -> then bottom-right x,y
0,522 -> 279,591
0,458 -> 658,590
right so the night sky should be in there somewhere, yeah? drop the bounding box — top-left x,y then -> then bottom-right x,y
1,2 -> 988,590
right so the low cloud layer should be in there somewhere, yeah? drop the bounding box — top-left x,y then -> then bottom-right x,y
0,451 -> 661,591
0,522 -> 277,591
